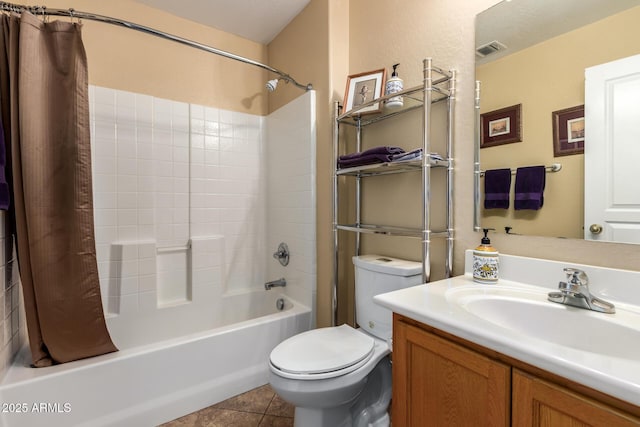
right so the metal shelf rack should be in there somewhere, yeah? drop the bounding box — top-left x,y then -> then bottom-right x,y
331,58 -> 456,325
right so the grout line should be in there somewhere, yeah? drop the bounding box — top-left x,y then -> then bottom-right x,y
266,393 -> 277,414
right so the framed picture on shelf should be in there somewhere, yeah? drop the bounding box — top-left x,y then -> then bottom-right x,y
552,105 -> 584,157
343,68 -> 387,115
480,104 -> 522,148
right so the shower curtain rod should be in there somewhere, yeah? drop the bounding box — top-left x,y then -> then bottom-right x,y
0,2 -> 313,91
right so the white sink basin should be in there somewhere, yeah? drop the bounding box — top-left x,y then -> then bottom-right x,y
373,252 -> 640,407
446,285 -> 640,360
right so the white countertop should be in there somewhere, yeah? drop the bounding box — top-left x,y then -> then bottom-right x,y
373,252 -> 640,407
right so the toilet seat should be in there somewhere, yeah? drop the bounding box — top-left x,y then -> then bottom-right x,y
269,325 -> 375,380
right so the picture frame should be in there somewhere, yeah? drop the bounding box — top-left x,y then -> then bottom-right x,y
552,105 -> 584,157
480,104 -> 522,148
342,68 -> 387,115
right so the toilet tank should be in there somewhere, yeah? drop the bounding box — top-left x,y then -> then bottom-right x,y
353,255 -> 423,341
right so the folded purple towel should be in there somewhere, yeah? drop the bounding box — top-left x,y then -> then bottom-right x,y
484,168 -> 511,209
339,146 -> 404,161
338,153 -> 395,168
514,166 -> 546,210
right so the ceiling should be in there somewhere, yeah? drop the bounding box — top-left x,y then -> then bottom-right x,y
476,0 -> 640,65
134,0 -> 311,44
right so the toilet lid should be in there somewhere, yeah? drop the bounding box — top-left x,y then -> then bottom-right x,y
270,325 -> 375,379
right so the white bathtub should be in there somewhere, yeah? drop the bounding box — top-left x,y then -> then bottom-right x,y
0,292 -> 310,427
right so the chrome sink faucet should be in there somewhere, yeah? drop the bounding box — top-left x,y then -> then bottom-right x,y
265,278 -> 287,290
548,268 -> 615,314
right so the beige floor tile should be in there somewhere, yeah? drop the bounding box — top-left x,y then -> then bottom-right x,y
159,412 -> 200,426
214,384 -> 275,414
265,394 -> 295,418
162,407 -> 263,427
258,414 -> 295,427
160,384 -> 295,426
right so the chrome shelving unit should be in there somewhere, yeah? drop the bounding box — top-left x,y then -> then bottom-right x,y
331,58 -> 456,326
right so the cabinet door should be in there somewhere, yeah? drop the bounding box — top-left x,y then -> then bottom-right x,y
513,370 -> 640,427
393,317 -> 510,426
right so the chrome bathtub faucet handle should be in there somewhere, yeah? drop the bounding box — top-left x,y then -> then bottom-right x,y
272,242 -> 290,266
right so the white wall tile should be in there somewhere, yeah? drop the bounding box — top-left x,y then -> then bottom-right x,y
153,129 -> 172,146
138,257 -> 156,276
172,115 -> 190,133
94,86 -> 116,106
119,294 -> 139,314
138,291 -> 157,312
190,117 -> 205,135
153,98 -> 172,130
138,209 -> 155,225
94,120 -> 116,140
117,226 -> 138,241
116,107 -> 136,128
204,106 -> 219,122
136,94 -> 154,127
139,276 -> 157,293
115,89 -> 136,108
88,86 -> 314,331
138,242 -> 156,258
117,158 -> 138,176
93,157 -> 117,176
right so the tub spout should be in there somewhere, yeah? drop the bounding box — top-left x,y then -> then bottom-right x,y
265,278 -> 286,290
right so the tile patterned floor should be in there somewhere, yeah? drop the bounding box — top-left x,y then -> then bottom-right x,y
160,384 -> 294,427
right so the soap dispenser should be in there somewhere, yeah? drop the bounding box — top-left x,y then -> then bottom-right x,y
472,228 -> 499,284
384,63 -> 404,108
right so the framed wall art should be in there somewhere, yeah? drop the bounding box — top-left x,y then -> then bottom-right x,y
552,104 -> 584,157
343,68 -> 386,115
480,104 -> 522,148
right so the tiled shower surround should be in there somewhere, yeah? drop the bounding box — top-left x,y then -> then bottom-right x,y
89,86 -> 316,338
0,228 -> 26,379
0,87 -> 315,377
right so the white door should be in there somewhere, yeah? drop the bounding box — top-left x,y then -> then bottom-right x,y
584,54 -> 640,244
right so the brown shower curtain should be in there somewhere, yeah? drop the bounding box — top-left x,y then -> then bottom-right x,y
0,12 -> 116,366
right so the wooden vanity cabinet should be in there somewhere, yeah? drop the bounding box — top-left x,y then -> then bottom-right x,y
392,314 -> 640,427
513,370 -> 639,427
392,314 -> 510,426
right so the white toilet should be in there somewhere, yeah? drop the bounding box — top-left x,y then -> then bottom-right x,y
269,255 -> 422,427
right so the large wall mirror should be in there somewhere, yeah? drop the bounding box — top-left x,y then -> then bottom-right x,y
474,0 -> 640,244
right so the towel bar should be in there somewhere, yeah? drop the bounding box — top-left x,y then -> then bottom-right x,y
479,163 -> 561,177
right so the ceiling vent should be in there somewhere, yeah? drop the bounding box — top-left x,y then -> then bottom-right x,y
476,40 -> 507,58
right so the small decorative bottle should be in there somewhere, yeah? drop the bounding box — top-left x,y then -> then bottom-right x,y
384,63 -> 403,109
472,228 -> 499,284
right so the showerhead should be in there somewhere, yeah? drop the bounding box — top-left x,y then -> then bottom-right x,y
266,78 -> 279,92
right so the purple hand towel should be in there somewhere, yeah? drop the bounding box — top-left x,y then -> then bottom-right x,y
339,146 -> 404,161
514,166 -> 546,210
484,168 -> 511,209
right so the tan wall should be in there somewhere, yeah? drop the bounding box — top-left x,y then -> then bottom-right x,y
268,0 -> 349,327
340,0 -> 640,326
23,0 -> 269,114
477,6 -> 640,239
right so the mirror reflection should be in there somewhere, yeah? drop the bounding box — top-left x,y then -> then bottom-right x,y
475,0 -> 640,243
